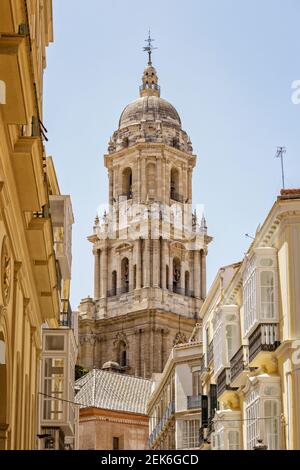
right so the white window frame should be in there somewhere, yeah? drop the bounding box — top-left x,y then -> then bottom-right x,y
243,249 -> 278,336
245,381 -> 281,450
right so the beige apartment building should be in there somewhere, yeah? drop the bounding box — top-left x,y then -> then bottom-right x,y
147,324 -> 202,450
0,0 -> 77,450
199,189 -> 300,450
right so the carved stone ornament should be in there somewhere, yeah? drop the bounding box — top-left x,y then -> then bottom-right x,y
113,331 -> 127,347
1,237 -> 11,306
173,331 -> 187,346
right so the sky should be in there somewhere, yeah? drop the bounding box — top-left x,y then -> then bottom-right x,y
44,0 -> 300,309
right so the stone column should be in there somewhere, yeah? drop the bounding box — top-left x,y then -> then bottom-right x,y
161,239 -> 167,289
168,254 -> 173,291
180,261 -> 185,294
100,247 -> 107,298
188,167 -> 192,200
129,249 -> 134,291
94,248 -> 100,299
141,158 -> 146,202
201,250 -> 207,299
153,238 -> 160,287
108,169 -> 113,206
117,254 -> 122,293
143,238 -> 150,287
157,157 -> 162,201
194,250 -> 201,298
136,238 -> 142,289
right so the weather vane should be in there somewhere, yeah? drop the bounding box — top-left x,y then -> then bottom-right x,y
143,30 -> 157,66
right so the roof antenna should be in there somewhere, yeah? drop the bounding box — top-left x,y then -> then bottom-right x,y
275,146 -> 286,189
143,29 -> 157,66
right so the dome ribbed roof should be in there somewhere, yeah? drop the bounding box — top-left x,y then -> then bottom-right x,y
119,95 -> 181,130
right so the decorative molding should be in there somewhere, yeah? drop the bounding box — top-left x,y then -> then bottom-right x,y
1,237 -> 11,306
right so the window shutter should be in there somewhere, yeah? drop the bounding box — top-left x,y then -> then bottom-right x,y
210,384 -> 218,419
201,395 -> 208,427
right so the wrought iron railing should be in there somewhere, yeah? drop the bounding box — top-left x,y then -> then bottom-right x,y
248,323 -> 280,363
60,301 -> 72,328
217,368 -> 231,397
187,395 -> 202,409
148,401 -> 175,448
230,345 -> 244,383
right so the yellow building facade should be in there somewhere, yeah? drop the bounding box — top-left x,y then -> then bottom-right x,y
199,189 -> 300,450
0,0 -> 73,450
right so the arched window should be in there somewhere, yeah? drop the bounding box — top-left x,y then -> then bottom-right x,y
185,271 -> 190,296
121,257 -> 129,293
118,341 -> 127,367
122,168 -> 132,199
173,258 -> 181,294
112,271 -> 117,296
166,265 -> 169,290
170,168 -> 179,200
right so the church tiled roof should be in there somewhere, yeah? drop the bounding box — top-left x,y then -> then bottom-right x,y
75,369 -> 153,415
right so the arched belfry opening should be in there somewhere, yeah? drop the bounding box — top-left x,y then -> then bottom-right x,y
122,168 -> 132,199
112,270 -> 117,296
121,257 -> 129,293
170,167 -> 179,201
173,257 -> 181,294
118,341 -> 127,367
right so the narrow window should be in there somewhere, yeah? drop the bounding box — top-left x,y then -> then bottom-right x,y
113,437 -> 119,450
121,257 -> 129,293
185,271 -> 190,296
112,271 -> 117,296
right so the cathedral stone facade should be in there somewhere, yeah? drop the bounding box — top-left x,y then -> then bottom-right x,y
77,57 -> 212,378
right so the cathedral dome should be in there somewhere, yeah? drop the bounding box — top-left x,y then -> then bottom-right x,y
107,53 -> 193,155
119,95 -> 181,130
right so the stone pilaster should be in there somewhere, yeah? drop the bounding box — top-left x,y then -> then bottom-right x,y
94,248 -> 100,299
194,250 -> 200,298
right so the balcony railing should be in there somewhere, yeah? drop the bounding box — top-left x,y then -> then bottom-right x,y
172,286 -> 195,297
120,191 -> 133,200
106,286 -> 131,298
187,395 -> 202,410
248,323 -> 280,363
217,368 -> 232,397
140,83 -> 160,93
230,345 -> 244,383
148,401 -> 175,448
60,301 -> 72,328
207,340 -> 214,365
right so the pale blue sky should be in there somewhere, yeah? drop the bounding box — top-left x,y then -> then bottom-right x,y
44,0 -> 300,308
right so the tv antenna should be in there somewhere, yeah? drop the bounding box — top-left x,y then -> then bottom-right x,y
143,30 -> 157,66
275,146 -> 286,189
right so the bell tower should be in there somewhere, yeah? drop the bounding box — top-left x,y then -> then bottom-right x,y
78,41 -> 212,378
